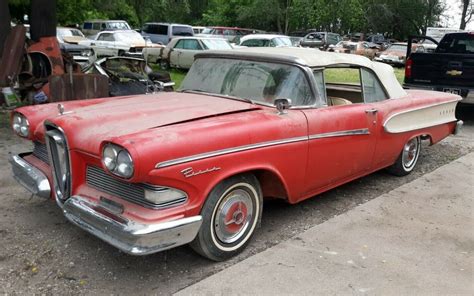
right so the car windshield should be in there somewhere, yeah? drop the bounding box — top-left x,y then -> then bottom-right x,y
57,28 -> 84,42
436,33 -> 474,54
180,58 -> 314,106
106,22 -> 130,30
114,31 -> 145,43
201,39 -> 232,49
201,28 -> 213,34
273,37 -> 293,47
172,26 -> 193,36
388,44 -> 407,51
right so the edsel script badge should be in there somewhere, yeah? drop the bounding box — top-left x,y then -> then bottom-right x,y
446,70 -> 462,76
181,166 -> 221,178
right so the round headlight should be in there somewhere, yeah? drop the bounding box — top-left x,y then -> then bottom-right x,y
116,150 -> 134,178
102,144 -> 134,178
103,145 -> 118,171
12,113 -> 29,137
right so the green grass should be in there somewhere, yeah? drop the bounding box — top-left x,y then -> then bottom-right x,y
169,69 -> 187,89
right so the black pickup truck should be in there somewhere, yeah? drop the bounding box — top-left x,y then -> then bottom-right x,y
404,32 -> 474,105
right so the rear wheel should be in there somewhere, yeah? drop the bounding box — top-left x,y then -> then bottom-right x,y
387,136 -> 421,176
160,59 -> 170,70
191,174 -> 262,261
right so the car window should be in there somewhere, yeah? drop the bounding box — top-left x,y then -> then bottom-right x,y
172,26 -> 193,36
241,39 -> 270,47
201,39 -> 232,50
181,58 -> 314,106
323,68 -> 363,104
360,69 -> 387,103
174,40 -> 185,49
182,39 -> 201,50
83,22 -> 92,30
92,23 -> 101,30
223,30 -> 236,36
97,33 -> 114,41
144,24 -> 168,35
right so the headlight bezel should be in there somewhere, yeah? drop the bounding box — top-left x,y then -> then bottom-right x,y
102,143 -> 134,179
12,112 -> 30,138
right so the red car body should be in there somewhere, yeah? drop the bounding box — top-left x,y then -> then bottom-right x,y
10,48 -> 462,260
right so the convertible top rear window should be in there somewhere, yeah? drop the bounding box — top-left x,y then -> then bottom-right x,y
180,58 -> 314,106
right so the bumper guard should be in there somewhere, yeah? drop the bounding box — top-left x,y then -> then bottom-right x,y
9,153 -> 51,198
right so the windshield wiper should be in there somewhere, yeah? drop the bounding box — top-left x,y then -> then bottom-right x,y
181,89 -> 256,104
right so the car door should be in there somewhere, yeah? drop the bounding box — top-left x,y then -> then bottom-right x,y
169,39 -> 185,67
93,33 -> 110,57
178,39 -> 203,68
302,68 -> 379,194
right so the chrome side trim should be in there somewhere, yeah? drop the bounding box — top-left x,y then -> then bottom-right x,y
62,195 -> 202,255
9,153 -> 51,198
155,136 -> 308,168
308,128 -> 370,140
156,128 -> 370,169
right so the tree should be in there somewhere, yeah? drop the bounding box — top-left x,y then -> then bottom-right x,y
460,0 -> 473,29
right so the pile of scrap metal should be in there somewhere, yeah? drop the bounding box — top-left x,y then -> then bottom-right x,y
0,0 -> 173,108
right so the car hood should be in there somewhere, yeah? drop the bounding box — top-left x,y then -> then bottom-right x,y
62,36 -> 88,44
51,92 -> 259,154
381,50 -> 405,57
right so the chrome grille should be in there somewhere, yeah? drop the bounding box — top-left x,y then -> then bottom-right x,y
33,141 -> 49,164
86,166 -> 186,209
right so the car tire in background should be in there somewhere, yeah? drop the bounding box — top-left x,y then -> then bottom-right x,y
191,173 -> 263,261
387,136 -> 421,176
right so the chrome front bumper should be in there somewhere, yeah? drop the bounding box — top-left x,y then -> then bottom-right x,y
9,153 -> 51,198
61,195 -> 202,255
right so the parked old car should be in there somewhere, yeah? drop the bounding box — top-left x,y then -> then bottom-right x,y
330,41 -> 379,59
239,34 -> 293,47
9,48 -> 462,261
79,30 -> 162,58
198,26 -> 254,43
374,42 -> 408,66
81,20 -> 131,37
145,36 -> 233,69
56,27 -> 96,67
300,31 -> 341,49
140,22 -> 194,45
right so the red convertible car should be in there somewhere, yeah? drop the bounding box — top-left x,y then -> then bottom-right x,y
10,48 -> 462,261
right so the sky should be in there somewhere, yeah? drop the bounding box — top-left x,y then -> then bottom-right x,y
442,0 -> 474,30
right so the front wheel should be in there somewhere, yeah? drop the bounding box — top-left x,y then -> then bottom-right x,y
387,136 -> 421,176
191,174 -> 262,261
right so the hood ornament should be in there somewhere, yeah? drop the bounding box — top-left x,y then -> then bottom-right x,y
58,103 -> 65,115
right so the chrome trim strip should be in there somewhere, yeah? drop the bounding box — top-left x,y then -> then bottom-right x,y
156,128 -> 370,169
62,195 -> 202,255
155,136 -> 308,168
308,128 -> 370,140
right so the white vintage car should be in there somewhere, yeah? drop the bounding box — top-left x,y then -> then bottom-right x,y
143,36 -> 233,69
79,30 -> 162,58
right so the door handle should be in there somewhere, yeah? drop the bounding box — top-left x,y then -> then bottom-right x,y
365,108 -> 378,114
91,42 -> 95,46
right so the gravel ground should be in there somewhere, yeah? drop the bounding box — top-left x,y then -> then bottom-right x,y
0,105 -> 473,295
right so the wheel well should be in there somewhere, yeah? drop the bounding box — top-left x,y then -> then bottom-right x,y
419,133 -> 433,145
251,169 -> 288,201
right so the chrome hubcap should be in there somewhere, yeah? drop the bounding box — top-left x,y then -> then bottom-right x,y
214,188 -> 254,244
402,138 -> 420,169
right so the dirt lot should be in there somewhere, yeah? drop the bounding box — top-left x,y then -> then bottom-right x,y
0,105 -> 473,295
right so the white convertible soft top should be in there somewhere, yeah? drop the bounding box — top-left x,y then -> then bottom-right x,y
200,47 -> 408,99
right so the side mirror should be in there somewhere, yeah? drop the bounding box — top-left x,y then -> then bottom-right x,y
274,98 -> 292,114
